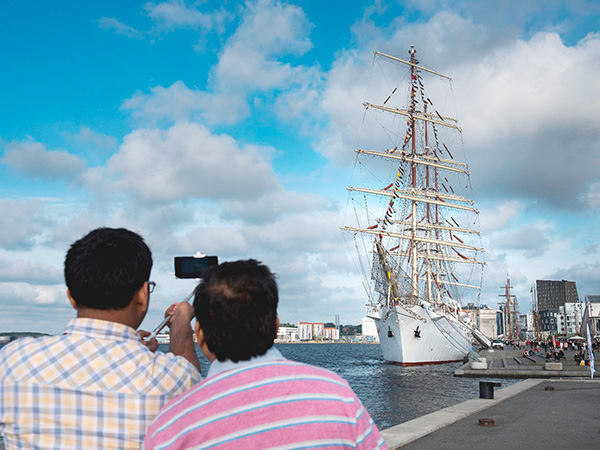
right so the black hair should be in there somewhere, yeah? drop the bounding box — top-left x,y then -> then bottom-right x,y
194,259 -> 278,362
64,227 -> 152,310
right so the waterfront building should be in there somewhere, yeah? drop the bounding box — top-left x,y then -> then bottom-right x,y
496,306 -> 505,337
539,309 -> 559,335
582,295 -> 600,338
518,313 -> 535,340
556,302 -> 584,337
536,280 -> 579,311
298,322 -> 313,341
323,327 -> 340,341
155,332 -> 197,344
464,305 -> 501,339
156,333 -> 171,344
361,317 -> 379,342
297,322 -> 325,341
277,326 -> 299,342
312,323 -> 324,339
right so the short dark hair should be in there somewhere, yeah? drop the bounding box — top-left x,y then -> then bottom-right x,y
194,259 -> 278,362
64,227 -> 152,310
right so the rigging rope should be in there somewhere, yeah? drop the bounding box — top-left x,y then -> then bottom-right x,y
425,307 -> 480,360
377,66 -> 418,240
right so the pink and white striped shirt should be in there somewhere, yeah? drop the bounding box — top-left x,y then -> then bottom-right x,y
143,348 -> 387,449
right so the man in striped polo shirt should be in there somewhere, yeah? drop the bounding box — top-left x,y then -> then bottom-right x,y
144,259 -> 387,449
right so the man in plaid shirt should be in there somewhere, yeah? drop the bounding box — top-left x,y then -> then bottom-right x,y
0,227 -> 201,449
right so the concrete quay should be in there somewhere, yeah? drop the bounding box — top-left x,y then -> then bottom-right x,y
381,378 -> 600,449
455,348 -> 597,378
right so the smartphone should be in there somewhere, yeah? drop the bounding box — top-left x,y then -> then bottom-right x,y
174,256 -> 218,279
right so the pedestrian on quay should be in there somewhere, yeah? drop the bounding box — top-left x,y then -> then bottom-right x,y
143,259 -> 387,449
0,227 -> 201,449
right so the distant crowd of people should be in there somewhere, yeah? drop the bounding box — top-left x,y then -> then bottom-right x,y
507,339 -> 597,365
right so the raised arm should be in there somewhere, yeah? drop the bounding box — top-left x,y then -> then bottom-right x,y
167,302 -> 201,373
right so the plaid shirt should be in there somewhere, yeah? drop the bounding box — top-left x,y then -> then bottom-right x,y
0,318 -> 201,449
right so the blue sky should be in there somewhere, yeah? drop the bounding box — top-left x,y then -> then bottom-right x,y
1,0 -> 599,334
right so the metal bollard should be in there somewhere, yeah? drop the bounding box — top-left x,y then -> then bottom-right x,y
479,381 -> 502,399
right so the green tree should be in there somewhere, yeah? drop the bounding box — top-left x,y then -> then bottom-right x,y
339,325 -> 362,336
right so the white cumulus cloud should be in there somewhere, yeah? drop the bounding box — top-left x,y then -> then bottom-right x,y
0,283 -> 64,306
0,200 -> 50,250
144,0 -> 230,32
0,258 -> 62,284
122,0 -> 315,125
108,122 -> 279,202
3,140 -> 86,180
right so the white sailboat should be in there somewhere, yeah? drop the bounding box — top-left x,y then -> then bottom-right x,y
342,47 -> 490,365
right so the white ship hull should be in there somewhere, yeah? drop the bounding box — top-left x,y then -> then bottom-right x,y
370,304 -> 471,365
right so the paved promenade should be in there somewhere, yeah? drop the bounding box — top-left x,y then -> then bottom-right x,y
456,348 -> 597,378
381,378 -> 600,449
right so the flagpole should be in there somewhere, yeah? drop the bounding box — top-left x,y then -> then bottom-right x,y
586,322 -> 595,379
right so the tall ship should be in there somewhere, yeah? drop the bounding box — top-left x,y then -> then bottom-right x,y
342,47 -> 490,365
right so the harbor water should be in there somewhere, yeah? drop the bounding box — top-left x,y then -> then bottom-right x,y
170,342 -> 515,430
276,343 -> 515,429
0,341 -> 515,449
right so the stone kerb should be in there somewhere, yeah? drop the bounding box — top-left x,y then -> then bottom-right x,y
471,358 -> 487,370
544,361 -> 563,371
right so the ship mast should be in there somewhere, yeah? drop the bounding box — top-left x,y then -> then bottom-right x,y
425,100 -> 433,304
499,278 -> 519,341
341,47 -> 486,310
409,46 -> 419,301
532,285 -> 540,340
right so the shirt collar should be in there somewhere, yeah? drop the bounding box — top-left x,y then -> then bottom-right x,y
64,318 -> 140,343
206,347 -> 285,379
